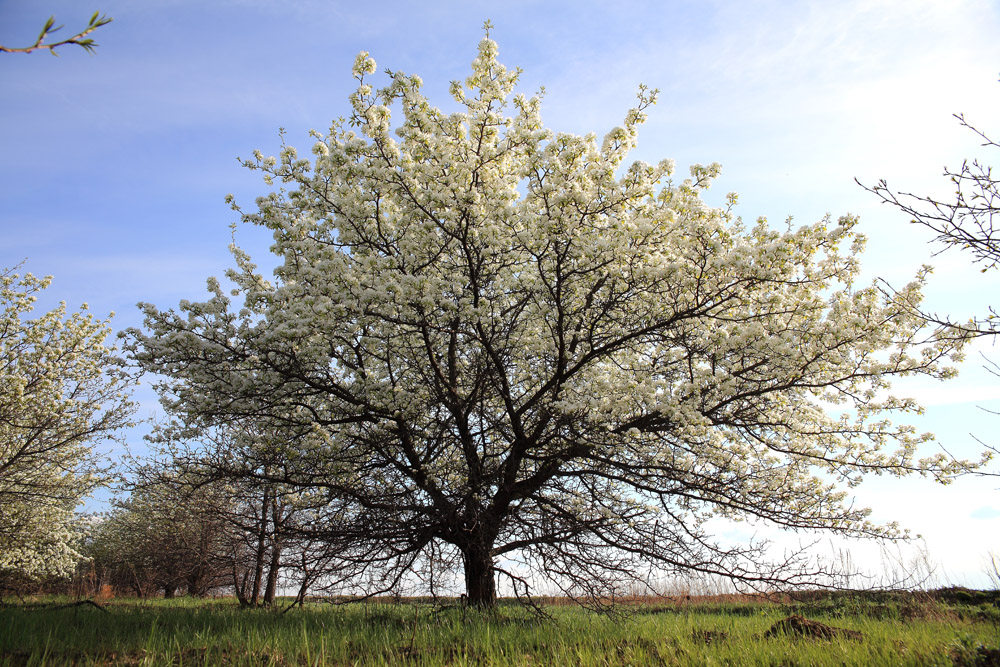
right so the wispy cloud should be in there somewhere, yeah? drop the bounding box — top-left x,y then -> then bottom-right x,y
971,506 -> 1000,520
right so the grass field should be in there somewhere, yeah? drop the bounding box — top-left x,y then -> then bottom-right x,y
1,590 -> 997,665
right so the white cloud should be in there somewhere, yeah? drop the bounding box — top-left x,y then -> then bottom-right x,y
971,506 -> 1000,520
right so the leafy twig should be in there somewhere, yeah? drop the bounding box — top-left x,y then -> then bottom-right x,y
0,12 -> 113,56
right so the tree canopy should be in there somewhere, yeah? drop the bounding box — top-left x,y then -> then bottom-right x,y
0,266 -> 133,581
129,33 -> 971,606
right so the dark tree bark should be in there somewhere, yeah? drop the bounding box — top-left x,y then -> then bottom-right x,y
263,542 -> 282,605
233,564 -> 250,607
461,541 -> 496,607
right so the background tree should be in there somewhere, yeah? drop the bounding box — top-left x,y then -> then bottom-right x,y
0,12 -> 113,56
85,473 -> 233,598
104,424 -> 329,605
164,422 -> 349,606
0,266 -> 133,583
129,34 -> 973,607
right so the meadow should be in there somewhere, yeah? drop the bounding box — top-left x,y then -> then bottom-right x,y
1,590 -> 998,666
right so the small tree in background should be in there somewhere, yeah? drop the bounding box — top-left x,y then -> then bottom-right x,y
101,422 -> 333,604
130,30 -> 975,607
85,478 -> 233,598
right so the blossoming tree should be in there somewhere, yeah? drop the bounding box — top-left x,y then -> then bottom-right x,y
130,32 -> 971,606
0,266 -> 133,582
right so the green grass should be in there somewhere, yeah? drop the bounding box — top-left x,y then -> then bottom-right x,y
0,593 -> 997,665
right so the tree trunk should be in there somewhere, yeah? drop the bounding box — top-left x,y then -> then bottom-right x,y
187,567 -> 204,597
262,542 -> 281,606
462,542 -> 496,607
249,487 -> 271,606
233,565 -> 248,606
294,548 -> 312,608
262,494 -> 283,606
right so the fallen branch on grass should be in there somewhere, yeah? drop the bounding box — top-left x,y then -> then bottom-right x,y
0,599 -> 109,613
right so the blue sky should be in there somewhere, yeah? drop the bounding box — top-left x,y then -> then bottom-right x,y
2,0 -> 999,588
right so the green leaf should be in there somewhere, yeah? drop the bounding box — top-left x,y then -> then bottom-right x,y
37,16 -> 55,41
